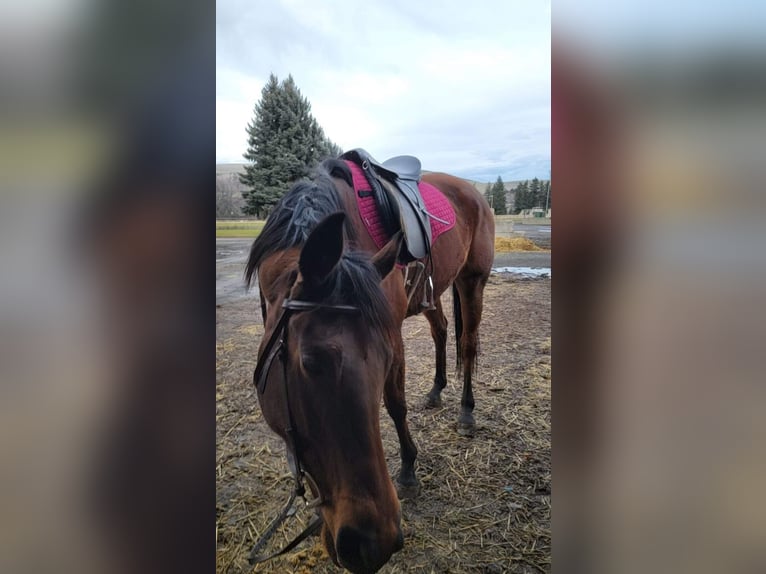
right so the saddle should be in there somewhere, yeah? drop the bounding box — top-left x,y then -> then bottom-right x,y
341,148 -> 432,262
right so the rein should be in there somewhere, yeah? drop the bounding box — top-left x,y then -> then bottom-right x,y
248,297 -> 359,565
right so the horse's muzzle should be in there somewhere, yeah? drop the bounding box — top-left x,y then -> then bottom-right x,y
335,523 -> 404,574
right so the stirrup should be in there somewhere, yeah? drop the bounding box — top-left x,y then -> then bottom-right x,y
420,274 -> 436,311
404,261 -> 425,305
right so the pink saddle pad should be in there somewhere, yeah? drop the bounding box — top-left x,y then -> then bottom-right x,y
344,160 -> 456,252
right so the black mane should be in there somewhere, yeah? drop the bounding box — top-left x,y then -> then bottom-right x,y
244,162 -> 353,287
244,161 -> 394,336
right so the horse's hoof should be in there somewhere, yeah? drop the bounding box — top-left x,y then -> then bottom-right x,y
457,411 -> 475,436
424,392 -> 442,409
396,480 -> 421,500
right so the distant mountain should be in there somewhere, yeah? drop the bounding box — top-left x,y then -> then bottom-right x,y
216,163 -> 247,175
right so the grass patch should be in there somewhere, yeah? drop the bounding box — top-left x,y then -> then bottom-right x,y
216,220 -> 549,253
216,220 -> 264,238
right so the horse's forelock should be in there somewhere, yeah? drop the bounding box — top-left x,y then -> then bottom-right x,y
333,251 -> 395,337
286,249 -> 394,340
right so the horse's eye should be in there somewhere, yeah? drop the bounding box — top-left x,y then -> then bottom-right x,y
301,353 -> 322,374
301,346 -> 340,376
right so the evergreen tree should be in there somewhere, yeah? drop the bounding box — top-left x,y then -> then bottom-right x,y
512,181 -> 522,213
240,74 -> 341,216
491,176 -> 507,215
514,180 -> 530,213
529,178 -> 542,208
325,139 -> 343,158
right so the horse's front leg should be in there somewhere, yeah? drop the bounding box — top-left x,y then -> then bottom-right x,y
384,339 -> 420,499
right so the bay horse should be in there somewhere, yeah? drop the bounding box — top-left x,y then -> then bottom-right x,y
245,157 -> 494,572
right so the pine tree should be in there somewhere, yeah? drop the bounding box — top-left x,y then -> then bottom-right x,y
523,180 -> 536,211
324,139 -> 343,158
514,180 -> 529,213
529,178 -> 542,208
240,74 -> 341,216
512,181 -> 522,213
491,176 -> 507,215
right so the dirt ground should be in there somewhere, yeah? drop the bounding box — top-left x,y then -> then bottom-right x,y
216,269 -> 551,574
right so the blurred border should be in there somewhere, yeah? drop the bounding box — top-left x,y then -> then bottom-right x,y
0,1 -> 215,573
553,5 -> 766,572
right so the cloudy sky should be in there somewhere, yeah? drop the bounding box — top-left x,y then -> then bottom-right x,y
217,0 -> 550,182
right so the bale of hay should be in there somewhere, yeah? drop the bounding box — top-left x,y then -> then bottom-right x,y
494,237 -> 545,252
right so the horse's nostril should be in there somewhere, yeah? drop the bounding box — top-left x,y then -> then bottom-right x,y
335,526 -> 383,573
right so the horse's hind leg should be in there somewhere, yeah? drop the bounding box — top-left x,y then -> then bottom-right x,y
424,297 -> 448,408
455,273 -> 489,436
384,340 -> 420,498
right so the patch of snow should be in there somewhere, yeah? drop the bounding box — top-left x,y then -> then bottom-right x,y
492,266 -> 551,278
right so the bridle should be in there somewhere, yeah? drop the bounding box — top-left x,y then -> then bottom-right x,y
248,297 -> 359,565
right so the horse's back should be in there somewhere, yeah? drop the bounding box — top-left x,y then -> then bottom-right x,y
423,172 -> 495,278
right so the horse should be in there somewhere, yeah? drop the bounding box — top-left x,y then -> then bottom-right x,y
245,157 -> 494,572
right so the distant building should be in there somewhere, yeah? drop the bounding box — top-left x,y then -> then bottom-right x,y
518,208 -> 549,218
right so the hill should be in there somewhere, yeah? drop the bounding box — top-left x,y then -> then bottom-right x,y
216,163 -> 247,175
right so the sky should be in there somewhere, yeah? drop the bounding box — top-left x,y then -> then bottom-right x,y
216,0 -> 550,182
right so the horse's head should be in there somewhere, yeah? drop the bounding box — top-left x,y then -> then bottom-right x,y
254,212 -> 405,573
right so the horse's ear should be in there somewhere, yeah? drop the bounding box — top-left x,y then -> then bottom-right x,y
372,231 -> 404,280
299,212 -> 346,284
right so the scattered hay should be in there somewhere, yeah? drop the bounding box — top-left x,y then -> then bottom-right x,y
216,339 -> 237,358
216,275 -> 551,573
238,324 -> 263,337
494,237 -> 545,253
287,542 -> 331,572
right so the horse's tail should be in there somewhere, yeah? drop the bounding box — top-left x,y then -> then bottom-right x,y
452,283 -> 463,372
